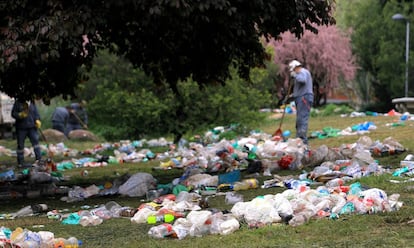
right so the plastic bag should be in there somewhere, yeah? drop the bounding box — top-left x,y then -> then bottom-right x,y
185,173 -> 218,187
225,192 -> 244,205
118,173 -> 157,197
186,210 -> 212,226
131,208 -> 157,224
218,217 -> 240,235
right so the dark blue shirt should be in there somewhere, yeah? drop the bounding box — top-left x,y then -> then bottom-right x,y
52,107 -> 69,123
11,100 -> 40,129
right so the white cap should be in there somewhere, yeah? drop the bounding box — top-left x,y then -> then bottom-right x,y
288,60 -> 302,72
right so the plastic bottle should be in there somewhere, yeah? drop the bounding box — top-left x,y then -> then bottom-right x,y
288,212 -> 312,227
189,224 -> 211,237
325,178 -> 344,188
15,240 -> 39,248
148,223 -> 175,238
66,236 -> 79,248
147,213 -> 175,224
232,179 -> 259,191
119,207 -> 138,217
46,158 -> 57,172
10,227 -> 25,244
53,238 -> 66,248
105,201 -> 122,217
146,189 -> 161,202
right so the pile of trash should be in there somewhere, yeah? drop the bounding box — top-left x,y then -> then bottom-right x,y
2,172 -> 404,241
52,180 -> 402,240
0,129 -> 411,242
1,132 -> 403,203
0,226 -> 82,247
0,204 -> 83,246
7,175 -> 401,240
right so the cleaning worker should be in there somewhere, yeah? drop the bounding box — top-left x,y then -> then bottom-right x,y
11,98 -> 42,166
66,100 -> 88,136
51,106 -> 70,135
288,60 -> 313,145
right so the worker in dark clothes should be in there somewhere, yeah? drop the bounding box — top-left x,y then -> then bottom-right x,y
11,98 -> 42,166
51,106 -> 70,135
66,101 -> 88,136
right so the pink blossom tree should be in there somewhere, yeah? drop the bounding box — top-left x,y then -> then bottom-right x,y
267,25 -> 358,106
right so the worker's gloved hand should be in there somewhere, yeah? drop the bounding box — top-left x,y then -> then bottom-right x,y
35,120 -> 41,129
283,94 -> 293,105
18,111 -> 28,118
290,71 -> 297,78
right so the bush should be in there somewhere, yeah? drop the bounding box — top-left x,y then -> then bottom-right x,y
83,51 -> 273,142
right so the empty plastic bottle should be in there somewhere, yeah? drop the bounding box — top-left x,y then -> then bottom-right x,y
148,224 -> 175,238
189,224 -> 211,237
66,236 -> 80,248
232,179 -> 259,191
288,211 -> 313,226
325,178 -> 344,188
105,201 -> 122,217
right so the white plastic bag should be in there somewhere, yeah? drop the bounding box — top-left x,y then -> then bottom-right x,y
219,217 -> 240,235
131,208 -> 156,224
118,173 -> 156,197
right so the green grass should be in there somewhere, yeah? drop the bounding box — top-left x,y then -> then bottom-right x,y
1,113 -> 414,247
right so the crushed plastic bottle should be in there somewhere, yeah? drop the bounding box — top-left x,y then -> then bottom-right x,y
325,178 -> 344,188
148,223 -> 176,238
232,179 -> 259,191
288,211 -> 313,226
105,201 -> 123,217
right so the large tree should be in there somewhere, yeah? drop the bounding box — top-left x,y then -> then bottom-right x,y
0,0 -> 335,101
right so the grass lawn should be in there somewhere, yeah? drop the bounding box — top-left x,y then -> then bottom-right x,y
1,113 -> 414,247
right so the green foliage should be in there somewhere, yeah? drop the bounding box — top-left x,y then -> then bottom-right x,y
337,0 -> 413,110
36,97 -> 71,130
86,51 -> 272,141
